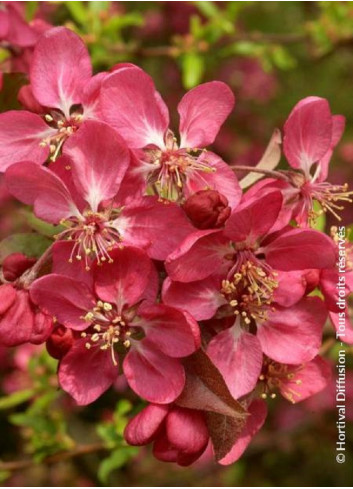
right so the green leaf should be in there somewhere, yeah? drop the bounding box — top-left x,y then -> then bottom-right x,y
271,45 -> 296,70
0,389 -> 35,410
21,210 -> 64,238
25,2 -> 38,21
0,470 -> 11,483
312,201 -> 326,232
181,52 -> 205,89
98,447 -> 138,484
0,233 -> 52,263
65,1 -> 88,25
89,1 -> 110,14
194,1 -> 219,19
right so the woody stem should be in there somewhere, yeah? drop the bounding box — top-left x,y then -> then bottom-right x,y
17,243 -> 54,289
0,442 -> 108,472
231,165 -> 290,181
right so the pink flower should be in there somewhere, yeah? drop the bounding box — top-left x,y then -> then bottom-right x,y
100,66 -> 241,205
30,247 -> 200,405
124,399 -> 267,466
0,27 -> 106,170
250,97 -> 351,226
163,192 -> 335,397
5,121 -> 194,267
0,3 -> 39,48
283,96 -> 353,224
258,355 -> 332,404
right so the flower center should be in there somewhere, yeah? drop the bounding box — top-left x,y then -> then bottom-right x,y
221,253 -> 278,324
40,108 -> 83,161
80,300 -> 142,366
142,131 -> 215,202
305,181 -> 353,222
258,358 -> 303,403
55,209 -> 122,270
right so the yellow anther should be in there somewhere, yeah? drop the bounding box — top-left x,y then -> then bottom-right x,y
84,312 -> 94,321
103,302 -> 112,311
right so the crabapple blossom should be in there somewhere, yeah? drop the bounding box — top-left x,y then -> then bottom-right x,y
30,247 -> 200,405
100,66 -> 241,205
0,26 -> 107,169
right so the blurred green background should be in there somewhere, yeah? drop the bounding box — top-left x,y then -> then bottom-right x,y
0,1 -> 352,486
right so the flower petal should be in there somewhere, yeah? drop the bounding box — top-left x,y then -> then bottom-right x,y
178,81 -> 235,148
63,120 -> 129,212
165,407 -> 209,459
283,97 -> 332,175
162,276 -> 226,321
279,356 -> 332,404
185,152 -> 241,209
317,114 -> 345,182
30,274 -> 95,330
94,247 -> 153,309
116,196 -> 195,260
59,337 -> 118,405
0,290 -> 34,347
264,228 -> 337,271
273,270 -> 307,307
123,340 -> 185,404
0,284 -> 17,314
124,404 -> 169,445
101,67 -> 168,148
257,297 -> 326,364
207,326 -> 263,399
0,111 -> 54,170
30,27 -> 92,116
165,229 -> 230,282
5,161 -> 79,223
224,191 -> 283,244
138,303 -> 200,357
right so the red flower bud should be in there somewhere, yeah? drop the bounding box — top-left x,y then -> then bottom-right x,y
2,253 -> 36,282
46,325 -> 74,360
183,190 -> 231,229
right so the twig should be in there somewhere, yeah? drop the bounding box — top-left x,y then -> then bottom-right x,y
17,244 -> 54,289
230,165 -> 290,182
0,442 -> 108,472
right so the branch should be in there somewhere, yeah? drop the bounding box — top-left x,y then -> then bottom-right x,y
230,165 -> 290,182
0,442 -> 108,472
99,31 -> 308,59
16,243 -> 53,289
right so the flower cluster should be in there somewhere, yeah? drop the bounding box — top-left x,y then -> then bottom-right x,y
0,27 -> 352,466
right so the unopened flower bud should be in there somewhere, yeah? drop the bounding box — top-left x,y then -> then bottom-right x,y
46,325 -> 74,360
183,190 -> 231,229
2,253 -> 36,282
